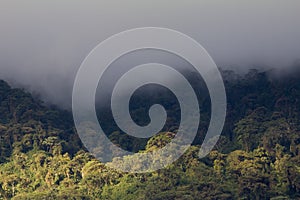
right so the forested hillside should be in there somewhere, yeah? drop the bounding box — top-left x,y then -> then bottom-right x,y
0,69 -> 299,199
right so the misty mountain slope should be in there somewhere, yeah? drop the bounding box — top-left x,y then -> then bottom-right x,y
0,69 -> 299,199
0,80 -> 82,163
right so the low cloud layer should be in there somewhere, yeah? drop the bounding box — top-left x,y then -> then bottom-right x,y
0,0 -> 300,108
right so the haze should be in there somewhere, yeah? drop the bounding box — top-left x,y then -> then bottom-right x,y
0,0 -> 300,108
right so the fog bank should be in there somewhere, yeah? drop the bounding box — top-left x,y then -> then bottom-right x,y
0,0 -> 299,107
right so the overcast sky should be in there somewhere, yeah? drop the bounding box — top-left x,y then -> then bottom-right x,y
0,0 -> 300,107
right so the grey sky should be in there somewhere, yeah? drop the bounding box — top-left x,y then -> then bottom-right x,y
0,0 -> 299,107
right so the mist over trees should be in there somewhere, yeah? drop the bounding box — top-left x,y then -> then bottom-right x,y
0,69 -> 299,199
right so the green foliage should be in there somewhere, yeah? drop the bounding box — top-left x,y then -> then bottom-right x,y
0,69 -> 300,199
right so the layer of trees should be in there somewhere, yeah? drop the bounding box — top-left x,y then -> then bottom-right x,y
0,69 -> 299,199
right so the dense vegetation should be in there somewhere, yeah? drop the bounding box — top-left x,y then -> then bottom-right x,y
0,69 -> 299,199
